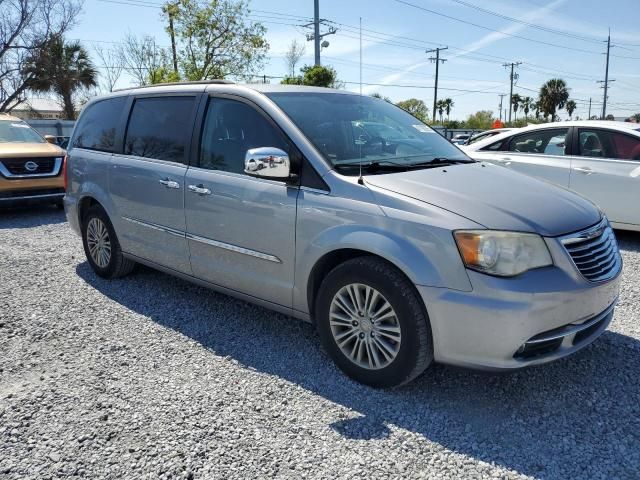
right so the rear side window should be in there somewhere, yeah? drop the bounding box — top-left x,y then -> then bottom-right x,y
480,139 -> 505,151
124,96 -> 195,163
578,129 -> 640,160
72,97 -> 126,152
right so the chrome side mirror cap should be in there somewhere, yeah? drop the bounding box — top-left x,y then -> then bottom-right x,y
244,147 -> 290,179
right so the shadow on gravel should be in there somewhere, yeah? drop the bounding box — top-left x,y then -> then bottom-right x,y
0,205 -> 66,229
76,260 -> 640,479
615,229 -> 640,253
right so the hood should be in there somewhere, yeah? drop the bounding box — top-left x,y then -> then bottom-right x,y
0,142 -> 64,157
365,162 -> 600,236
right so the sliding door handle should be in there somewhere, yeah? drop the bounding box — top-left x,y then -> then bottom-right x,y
188,184 -> 212,195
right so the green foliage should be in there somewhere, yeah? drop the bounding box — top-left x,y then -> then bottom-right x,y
465,110 -> 495,130
164,0 -> 269,80
370,92 -> 392,103
539,78 -> 569,121
565,100 -> 577,119
280,65 -> 341,88
435,99 -> 445,122
511,93 -> 522,120
443,98 -> 454,120
148,66 -> 181,84
23,35 -> 97,119
395,98 -> 429,123
632,113 -> 640,122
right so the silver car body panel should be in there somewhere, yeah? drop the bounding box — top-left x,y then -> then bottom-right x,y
64,85 -> 623,371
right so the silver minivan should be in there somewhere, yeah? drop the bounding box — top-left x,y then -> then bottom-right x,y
64,82 -> 622,387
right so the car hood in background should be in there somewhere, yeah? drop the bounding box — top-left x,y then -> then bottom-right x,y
365,162 -> 601,236
0,142 -> 64,157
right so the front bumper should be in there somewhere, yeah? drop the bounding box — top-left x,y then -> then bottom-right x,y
418,264 -> 621,370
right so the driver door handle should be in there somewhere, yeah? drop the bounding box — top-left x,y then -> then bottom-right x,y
188,184 -> 212,195
573,166 -> 594,175
159,178 -> 180,189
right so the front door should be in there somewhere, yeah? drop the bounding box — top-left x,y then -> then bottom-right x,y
184,96 -> 299,308
569,127 -> 640,228
110,95 -> 199,273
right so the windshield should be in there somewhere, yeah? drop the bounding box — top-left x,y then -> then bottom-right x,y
266,93 -> 470,173
0,120 -> 44,143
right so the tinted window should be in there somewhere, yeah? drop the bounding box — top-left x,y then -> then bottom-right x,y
72,97 -> 126,152
480,139 -> 505,151
199,98 -> 288,174
267,93 -> 469,174
508,128 -> 569,156
578,129 -> 640,160
125,96 -> 195,163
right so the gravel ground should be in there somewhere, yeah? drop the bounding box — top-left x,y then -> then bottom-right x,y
1,206 -> 639,480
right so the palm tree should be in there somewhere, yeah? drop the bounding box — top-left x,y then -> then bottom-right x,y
24,35 -> 97,119
511,93 -> 522,122
436,99 -> 446,123
522,96 -> 534,121
565,100 -> 577,120
443,98 -> 454,122
539,78 -> 569,122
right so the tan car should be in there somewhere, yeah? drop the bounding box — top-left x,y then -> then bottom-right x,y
0,113 -> 66,207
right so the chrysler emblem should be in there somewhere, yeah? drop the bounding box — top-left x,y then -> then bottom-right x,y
24,161 -> 39,172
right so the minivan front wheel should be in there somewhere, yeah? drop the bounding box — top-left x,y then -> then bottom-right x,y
315,257 -> 433,388
82,205 -> 135,279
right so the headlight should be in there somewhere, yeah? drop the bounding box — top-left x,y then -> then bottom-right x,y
454,230 -> 552,277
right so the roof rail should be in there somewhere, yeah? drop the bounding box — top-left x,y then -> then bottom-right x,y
112,79 -> 234,92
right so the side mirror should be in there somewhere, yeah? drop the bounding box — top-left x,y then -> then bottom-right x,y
244,147 -> 290,179
44,134 -> 57,144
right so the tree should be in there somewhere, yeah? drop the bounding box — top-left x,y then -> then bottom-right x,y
23,36 -> 97,119
631,113 -> 640,122
0,0 -> 81,112
370,92 -> 391,102
443,98 -> 454,121
465,110 -> 494,129
534,100 -> 541,120
511,93 -> 522,122
539,78 -> 569,121
284,39 -> 305,78
93,44 -> 124,92
395,98 -> 429,123
119,33 -> 174,86
282,65 -> 341,88
565,100 -> 576,119
522,96 -> 534,120
164,0 -> 268,80
436,99 -> 445,123
605,114 -> 615,121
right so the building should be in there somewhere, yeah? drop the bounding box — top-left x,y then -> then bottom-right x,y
10,98 -> 64,120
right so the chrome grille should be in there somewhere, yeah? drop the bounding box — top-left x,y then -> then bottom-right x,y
0,157 -> 62,178
561,219 -> 621,282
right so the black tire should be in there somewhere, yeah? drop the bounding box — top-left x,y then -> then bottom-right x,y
315,257 -> 433,388
82,205 -> 135,279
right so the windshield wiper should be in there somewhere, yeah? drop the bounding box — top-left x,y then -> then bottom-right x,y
334,157 -> 474,173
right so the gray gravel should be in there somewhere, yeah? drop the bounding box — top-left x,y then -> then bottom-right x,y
1,206 -> 639,480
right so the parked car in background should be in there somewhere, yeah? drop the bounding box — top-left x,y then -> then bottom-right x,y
463,121 -> 640,231
65,83 -> 621,387
0,113 -> 66,207
450,133 -> 471,145
465,128 -> 515,145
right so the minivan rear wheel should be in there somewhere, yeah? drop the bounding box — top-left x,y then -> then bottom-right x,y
315,257 -> 433,388
82,205 -> 135,279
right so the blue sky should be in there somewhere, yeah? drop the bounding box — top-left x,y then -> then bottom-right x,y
69,0 -> 640,120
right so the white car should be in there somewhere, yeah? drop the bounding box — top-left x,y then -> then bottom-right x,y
462,121 -> 640,231
465,128 -> 515,146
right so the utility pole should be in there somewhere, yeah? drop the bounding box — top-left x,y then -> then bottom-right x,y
313,0 -> 320,66
588,97 -> 592,119
600,29 -> 613,119
498,94 -> 507,122
304,0 -> 337,66
503,62 -> 521,124
426,47 -> 448,123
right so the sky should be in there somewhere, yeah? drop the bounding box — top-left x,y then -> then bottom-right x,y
68,0 -> 640,120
